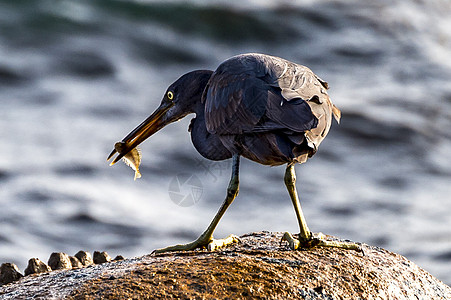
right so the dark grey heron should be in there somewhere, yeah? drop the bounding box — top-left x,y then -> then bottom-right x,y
108,53 -> 360,253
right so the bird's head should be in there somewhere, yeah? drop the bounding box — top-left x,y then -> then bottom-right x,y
107,70 -> 213,165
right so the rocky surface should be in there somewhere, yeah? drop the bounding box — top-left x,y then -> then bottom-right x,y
74,251 -> 94,267
48,253 -> 73,271
0,249 -> 119,289
24,258 -> 52,276
0,263 -> 23,286
0,232 -> 450,299
93,251 -> 112,265
69,257 -> 84,269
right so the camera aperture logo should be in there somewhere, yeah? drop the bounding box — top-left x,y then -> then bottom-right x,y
168,173 -> 203,207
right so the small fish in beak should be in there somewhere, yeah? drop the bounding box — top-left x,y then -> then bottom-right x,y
114,142 -> 142,180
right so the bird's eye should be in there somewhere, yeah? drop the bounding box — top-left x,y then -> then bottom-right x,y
167,91 -> 174,100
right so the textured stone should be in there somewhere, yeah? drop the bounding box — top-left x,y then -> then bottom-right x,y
69,256 -> 83,269
113,255 -> 125,261
74,251 -> 94,267
0,263 -> 23,285
0,232 -> 450,299
24,258 -> 52,276
93,251 -> 111,264
70,232 -> 451,299
48,252 -> 72,270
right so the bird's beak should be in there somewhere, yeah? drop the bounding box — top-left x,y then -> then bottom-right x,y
107,101 -> 175,165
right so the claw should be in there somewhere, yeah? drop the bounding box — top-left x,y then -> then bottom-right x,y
281,231 -> 363,253
207,234 -> 240,251
280,232 -> 300,250
152,234 -> 240,254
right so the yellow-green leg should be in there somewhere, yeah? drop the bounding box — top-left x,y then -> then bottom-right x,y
153,154 -> 241,254
282,164 -> 362,252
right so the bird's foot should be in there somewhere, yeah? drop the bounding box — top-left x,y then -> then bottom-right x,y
280,232 -> 363,253
152,234 -> 240,254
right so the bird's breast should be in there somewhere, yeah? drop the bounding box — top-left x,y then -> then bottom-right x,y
190,116 -> 232,161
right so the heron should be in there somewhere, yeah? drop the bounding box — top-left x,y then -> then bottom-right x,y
107,53 -> 360,253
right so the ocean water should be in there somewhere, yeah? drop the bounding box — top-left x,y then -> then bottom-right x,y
1,0 -> 450,285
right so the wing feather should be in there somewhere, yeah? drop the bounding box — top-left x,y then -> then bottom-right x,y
203,54 -> 334,140
204,71 -> 267,134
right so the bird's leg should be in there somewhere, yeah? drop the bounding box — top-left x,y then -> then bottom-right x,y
153,154 -> 241,254
284,164 -> 311,241
281,164 -> 362,252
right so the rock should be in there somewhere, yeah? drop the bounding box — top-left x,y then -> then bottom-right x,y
69,256 -> 83,269
24,258 -> 52,276
113,255 -> 125,261
0,232 -> 450,299
93,251 -> 111,264
74,251 -> 94,267
48,252 -> 72,270
0,263 -> 23,285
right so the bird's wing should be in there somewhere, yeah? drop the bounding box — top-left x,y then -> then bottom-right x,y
204,54 -> 332,135
203,65 -> 268,135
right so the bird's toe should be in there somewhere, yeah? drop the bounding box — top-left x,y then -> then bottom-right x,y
207,234 -> 240,251
280,232 -> 301,250
281,231 -> 362,253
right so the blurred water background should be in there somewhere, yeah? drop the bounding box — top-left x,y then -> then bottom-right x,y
1,0 -> 450,285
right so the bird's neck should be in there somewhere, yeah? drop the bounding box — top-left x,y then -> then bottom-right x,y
190,71 -> 212,116
189,101 -> 232,161
192,98 -> 206,117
